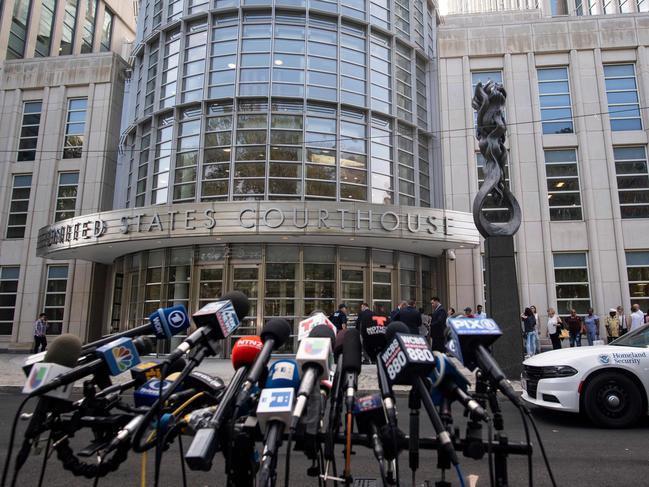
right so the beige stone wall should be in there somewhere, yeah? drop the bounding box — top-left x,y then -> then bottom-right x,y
0,54 -> 128,347
440,11 -> 649,335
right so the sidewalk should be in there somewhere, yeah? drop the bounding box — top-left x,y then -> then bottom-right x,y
0,353 -> 521,393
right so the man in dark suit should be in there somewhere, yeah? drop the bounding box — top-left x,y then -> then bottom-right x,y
429,296 -> 447,352
357,302 -> 374,363
395,299 -> 422,335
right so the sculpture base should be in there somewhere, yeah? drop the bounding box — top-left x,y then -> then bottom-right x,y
484,236 -> 523,379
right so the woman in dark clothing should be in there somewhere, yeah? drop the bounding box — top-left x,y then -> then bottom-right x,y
521,307 -> 537,357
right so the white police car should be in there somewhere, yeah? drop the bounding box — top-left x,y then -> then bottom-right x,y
521,324 -> 649,428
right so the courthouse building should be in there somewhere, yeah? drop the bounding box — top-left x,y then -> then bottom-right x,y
439,0 -> 649,332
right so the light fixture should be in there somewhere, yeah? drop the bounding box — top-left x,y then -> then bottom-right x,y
228,63 -> 236,69
223,148 -> 231,152
274,59 -> 283,65
281,236 -> 289,240
556,181 -> 565,188
349,238 -> 355,241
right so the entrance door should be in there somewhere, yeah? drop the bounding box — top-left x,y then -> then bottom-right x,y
196,266 -> 224,356
229,265 -> 260,353
340,267 -> 366,327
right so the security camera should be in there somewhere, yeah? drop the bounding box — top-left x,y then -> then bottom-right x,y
446,249 -> 456,261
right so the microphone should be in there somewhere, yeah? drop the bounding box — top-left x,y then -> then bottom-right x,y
446,317 -> 521,407
381,326 -> 459,466
297,312 -> 337,342
290,325 -> 335,431
342,329 -> 362,414
430,352 -> 488,421
233,319 -> 292,413
163,291 -> 250,367
257,360 -> 300,486
26,335 -> 150,397
130,357 -> 186,387
134,372 -> 183,408
353,394 -> 388,469
324,329 -> 347,468
184,335 -> 264,471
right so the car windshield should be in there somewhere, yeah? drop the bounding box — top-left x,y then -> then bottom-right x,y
609,324 -> 649,348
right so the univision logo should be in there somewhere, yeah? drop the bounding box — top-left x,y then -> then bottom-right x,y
29,365 -> 48,389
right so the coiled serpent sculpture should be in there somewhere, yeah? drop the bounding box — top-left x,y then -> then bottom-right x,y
472,81 -> 522,238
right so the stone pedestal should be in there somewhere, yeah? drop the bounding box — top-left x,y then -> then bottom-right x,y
484,236 -> 523,379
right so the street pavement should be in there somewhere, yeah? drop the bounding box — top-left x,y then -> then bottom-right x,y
0,391 -> 647,487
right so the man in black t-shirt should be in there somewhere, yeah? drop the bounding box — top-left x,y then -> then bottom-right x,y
329,303 -> 348,331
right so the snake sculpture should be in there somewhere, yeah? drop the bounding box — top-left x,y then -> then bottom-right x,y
471,81 -> 522,238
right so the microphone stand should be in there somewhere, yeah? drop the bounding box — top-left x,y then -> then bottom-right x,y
408,388 -> 420,487
476,370 -> 509,487
435,399 -> 452,487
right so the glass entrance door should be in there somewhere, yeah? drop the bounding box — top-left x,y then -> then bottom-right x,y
230,266 -> 260,353
196,266 -> 224,356
341,267 -> 366,327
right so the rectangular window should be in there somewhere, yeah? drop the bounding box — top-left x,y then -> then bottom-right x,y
6,175 -> 32,239
639,0 -> 649,12
397,123 -> 415,206
81,0 -> 98,53
60,0 -> 79,55
303,247 -> 335,316
44,265 -> 69,335
152,113 -> 173,204
63,98 -> 87,159
7,0 -> 32,59
370,115 -> 393,204
35,0 -> 57,56
265,246 -> 298,330
370,33 -> 391,115
614,146 -> 649,219
0,267 -> 20,335
545,149 -> 582,220
553,253 -> 591,315
100,9 -> 113,52
174,107 -> 200,202
626,252 -> 649,311
395,43 -> 413,123
55,172 -> 79,222
416,56 -> 428,130
144,41 -> 159,115
537,67 -> 574,134
110,273 -> 123,332
17,101 -> 42,162
476,152 -> 511,223
604,64 -> 642,131
418,134 -> 430,207
135,122 -> 152,207
551,0 -> 568,15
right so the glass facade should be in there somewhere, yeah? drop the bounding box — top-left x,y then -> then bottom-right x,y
127,2 -> 439,208
111,245 -> 441,355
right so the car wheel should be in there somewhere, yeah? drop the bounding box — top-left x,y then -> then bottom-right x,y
583,372 -> 643,428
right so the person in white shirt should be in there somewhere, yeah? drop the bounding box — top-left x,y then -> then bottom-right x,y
630,304 -> 645,332
475,304 -> 487,319
616,306 -> 629,335
546,307 -> 562,350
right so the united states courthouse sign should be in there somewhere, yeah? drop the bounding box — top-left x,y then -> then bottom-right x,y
37,202 -> 479,263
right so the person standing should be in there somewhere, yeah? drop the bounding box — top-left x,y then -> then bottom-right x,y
583,308 -> 600,346
605,309 -> 620,343
521,308 -> 537,357
447,307 -> 456,318
357,302 -> 374,364
564,309 -> 583,347
390,301 -> 407,321
462,307 -> 475,318
429,297 -> 447,352
329,304 -> 348,331
630,304 -> 644,332
33,313 -> 48,353
419,307 -> 432,338
395,299 -> 422,335
476,305 -> 486,319
617,306 -> 629,336
546,308 -> 562,350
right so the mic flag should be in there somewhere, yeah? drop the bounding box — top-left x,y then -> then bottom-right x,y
96,337 -> 142,376
134,372 -> 182,407
446,318 -> 502,369
22,363 -> 73,400
297,313 -> 337,342
192,300 -> 240,339
381,333 -> 435,386
148,304 -> 190,339
231,336 -> 264,369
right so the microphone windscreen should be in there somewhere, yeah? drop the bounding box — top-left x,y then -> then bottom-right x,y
265,359 -> 300,389
362,329 -> 387,358
221,291 -> 250,320
133,336 -> 154,356
334,329 -> 347,359
168,357 -> 187,375
44,334 -> 82,368
308,324 -> 336,347
385,321 -> 410,343
231,335 -> 263,369
260,318 -> 292,348
342,329 -> 362,373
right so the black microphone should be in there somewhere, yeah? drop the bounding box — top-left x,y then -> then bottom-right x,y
446,317 -> 522,407
353,393 -> 390,484
342,329 -> 362,414
381,325 -> 459,466
232,319 -> 292,413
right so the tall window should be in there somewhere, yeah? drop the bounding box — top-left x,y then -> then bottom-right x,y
208,14 -> 237,100
135,121 -> 151,207
265,245 -> 298,334
110,273 -> 123,332
63,98 -> 88,159
550,0 -> 568,14
537,67 -> 574,134
626,252 -> 649,311
60,0 -> 79,55
418,134 -> 431,207
614,146 -> 649,219
476,153 -> 511,223
370,33 -> 392,115
638,0 -> 649,12
152,112 -> 173,204
370,115 -> 393,204
394,0 -> 410,38
340,21 -> 366,107
35,0 -> 57,56
305,103 -> 336,200
370,0 -> 389,30
7,0 -> 32,59
416,56 -> 428,130
17,101 -> 42,162
160,28 -> 181,109
340,108 -> 367,202
6,175 -> 32,239
553,253 -> 591,315
45,265 -> 69,335
395,42 -> 413,122
604,64 -> 642,131
182,20 -> 208,103
144,40 -> 159,115
55,172 -> 79,222
545,149 -> 582,220
303,247 -> 335,316
398,123 -> 415,206
174,106 -> 201,202
0,267 -> 20,335
100,9 -> 113,52
202,101 -> 233,200
399,253 -> 416,302
81,0 -> 98,53
268,100 -> 302,199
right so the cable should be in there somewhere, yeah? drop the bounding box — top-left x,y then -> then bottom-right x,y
1,395 -> 31,487
283,430 -> 294,487
36,431 -> 52,487
140,451 -> 147,487
178,436 -> 188,487
518,407 -> 533,487
524,409 -> 558,487
454,463 -> 467,487
486,418 -> 495,487
7,105 -> 649,156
